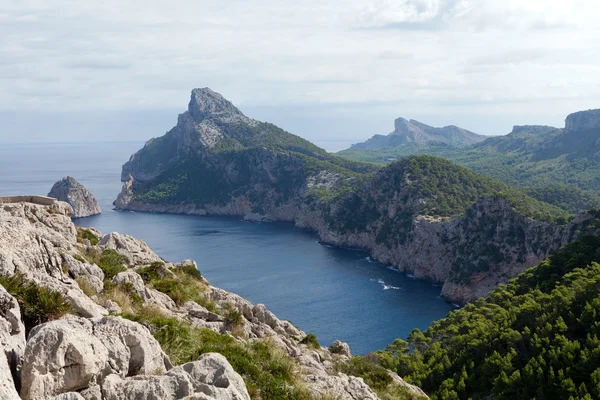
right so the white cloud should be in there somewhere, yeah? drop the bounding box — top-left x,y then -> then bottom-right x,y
0,0 -> 599,143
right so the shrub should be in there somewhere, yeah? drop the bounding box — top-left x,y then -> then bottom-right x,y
139,265 -> 214,311
336,356 -> 392,391
0,274 -> 71,334
300,333 -> 320,349
76,227 -> 99,245
97,249 -> 127,279
176,263 -> 203,280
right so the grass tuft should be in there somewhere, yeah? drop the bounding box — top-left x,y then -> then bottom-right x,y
0,274 -> 72,334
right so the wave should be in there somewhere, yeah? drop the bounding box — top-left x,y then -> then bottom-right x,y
370,278 -> 401,291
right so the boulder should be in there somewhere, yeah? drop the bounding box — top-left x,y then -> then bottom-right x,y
329,340 -> 351,358
304,373 -> 379,400
21,316 -> 171,399
101,353 -> 250,400
98,233 -> 162,266
21,318 -> 110,400
91,316 -> 171,377
48,177 -> 101,218
112,271 -> 148,300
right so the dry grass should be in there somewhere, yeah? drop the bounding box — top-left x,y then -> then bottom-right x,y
76,277 -> 97,297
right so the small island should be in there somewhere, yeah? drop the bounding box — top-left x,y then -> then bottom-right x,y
48,176 -> 101,218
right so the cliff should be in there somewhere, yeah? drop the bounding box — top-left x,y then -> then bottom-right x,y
48,176 -> 101,218
0,198 -> 425,399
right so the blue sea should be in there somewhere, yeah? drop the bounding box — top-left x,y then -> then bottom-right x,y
0,142 -> 453,354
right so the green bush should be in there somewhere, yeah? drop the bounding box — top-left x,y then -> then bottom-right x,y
300,333 -> 320,349
176,263 -> 203,280
379,235 -> 600,400
336,356 -> 392,391
335,356 -> 424,399
0,274 -> 71,334
137,263 -> 215,312
97,249 -> 127,280
76,227 -> 99,245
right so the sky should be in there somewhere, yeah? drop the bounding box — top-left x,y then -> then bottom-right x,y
1,0 -> 599,151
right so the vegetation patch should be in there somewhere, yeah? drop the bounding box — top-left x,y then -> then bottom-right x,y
137,262 -> 215,312
84,249 -> 127,280
76,227 -> 100,245
76,276 -> 97,297
0,274 -> 72,334
123,307 -> 310,400
378,235 -> 600,400
336,356 -> 426,400
300,333 -> 320,349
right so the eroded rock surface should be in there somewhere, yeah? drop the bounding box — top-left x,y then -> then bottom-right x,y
48,177 -> 101,218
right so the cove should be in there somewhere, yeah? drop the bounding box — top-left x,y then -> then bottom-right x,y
0,142 -> 453,354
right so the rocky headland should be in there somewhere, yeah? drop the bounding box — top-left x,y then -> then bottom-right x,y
0,197 -> 425,400
112,88 -> 600,305
48,177 -> 101,218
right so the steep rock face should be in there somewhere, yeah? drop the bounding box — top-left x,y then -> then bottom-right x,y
320,195 -> 595,303
48,177 -> 101,218
350,118 -> 486,150
565,109 -> 600,132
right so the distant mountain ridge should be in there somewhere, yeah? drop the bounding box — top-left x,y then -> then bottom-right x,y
338,109 -> 600,213
350,117 -> 487,150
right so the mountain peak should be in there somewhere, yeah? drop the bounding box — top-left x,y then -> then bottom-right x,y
565,109 -> 600,132
188,88 -> 250,124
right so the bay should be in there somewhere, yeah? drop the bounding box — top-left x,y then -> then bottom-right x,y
0,142 -> 453,354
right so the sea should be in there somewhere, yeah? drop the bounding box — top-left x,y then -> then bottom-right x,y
0,142 -> 453,354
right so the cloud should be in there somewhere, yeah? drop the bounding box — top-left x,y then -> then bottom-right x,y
0,0 -> 599,145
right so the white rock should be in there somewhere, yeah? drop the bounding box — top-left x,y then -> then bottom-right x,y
91,316 -> 171,377
0,284 -> 25,400
21,318 -> 110,400
101,353 -> 250,400
98,232 -> 162,266
112,271 -> 148,300
329,340 -> 352,358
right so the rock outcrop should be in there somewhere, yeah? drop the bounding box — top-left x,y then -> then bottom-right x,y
0,199 -> 412,399
350,117 -> 486,150
565,109 -> 600,132
48,177 -> 101,218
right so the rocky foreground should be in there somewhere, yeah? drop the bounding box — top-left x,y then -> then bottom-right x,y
48,177 -> 101,218
0,198 -> 426,400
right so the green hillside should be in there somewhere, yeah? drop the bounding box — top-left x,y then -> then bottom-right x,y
375,229 -> 600,400
337,124 -> 600,214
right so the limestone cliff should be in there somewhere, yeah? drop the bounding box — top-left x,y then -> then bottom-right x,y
48,176 -> 101,218
0,198 -> 424,399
